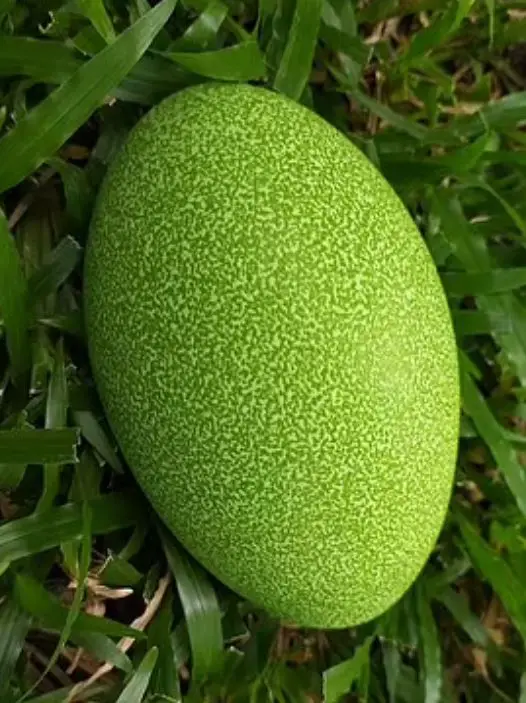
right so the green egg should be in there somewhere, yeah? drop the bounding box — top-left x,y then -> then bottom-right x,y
84,83 -> 459,628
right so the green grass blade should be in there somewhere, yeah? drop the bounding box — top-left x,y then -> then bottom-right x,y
331,77 -> 428,140
36,342 -> 69,513
0,0 -> 177,194
382,640 -> 401,703
0,598 -> 30,699
0,37 -> 83,83
435,586 -> 489,647
401,0 -> 475,65
46,158 -> 95,234
323,0 -> 357,36
23,501 -> 93,700
415,583 -> 442,703
0,490 -> 142,565
13,572 -> 146,640
76,0 -> 116,44
73,631 -> 132,672
160,527 -> 223,684
116,647 -> 158,703
164,41 -> 266,81
0,428 -> 78,465
72,409 -> 123,473
460,356 -> 526,517
455,510 -> 526,644
265,0 -> 295,78
429,91 -> 526,141
434,192 -> 526,385
169,0 -> 228,50
443,268 -> 526,296
147,589 -> 180,699
0,209 -> 31,381
273,0 -> 322,101
28,236 -> 82,303
322,636 -> 373,703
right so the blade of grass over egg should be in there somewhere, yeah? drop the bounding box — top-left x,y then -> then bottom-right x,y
0,37 -> 83,84
415,583 -> 442,703
160,526 -> 223,684
0,0 -> 177,194
455,510 -> 526,644
0,428 -> 78,465
0,490 -> 142,564
322,636 -> 373,703
0,210 -> 31,382
460,356 -> 526,517
164,41 -> 266,81
115,647 -> 158,703
273,0 -> 322,101
29,236 -> 82,303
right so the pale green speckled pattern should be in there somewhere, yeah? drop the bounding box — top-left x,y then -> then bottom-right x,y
85,83 -> 459,628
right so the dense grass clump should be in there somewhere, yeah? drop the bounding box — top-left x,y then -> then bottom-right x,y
0,1 -> 526,701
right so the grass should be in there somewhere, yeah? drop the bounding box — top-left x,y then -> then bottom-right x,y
0,0 -> 525,700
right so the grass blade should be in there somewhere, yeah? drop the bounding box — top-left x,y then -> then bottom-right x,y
0,209 -> 31,381
0,428 -> 78,465
147,589 -> 180,699
170,0 -> 228,50
46,158 -> 95,234
76,0 -> 116,44
0,598 -> 30,699
115,647 -> 158,703
14,572 -> 145,640
322,637 -> 373,703
29,236 -> 82,303
273,0 -> 322,101
36,342 -> 69,513
72,409 -> 123,473
460,355 -> 526,517
455,509 -> 526,644
435,586 -> 489,647
25,500 -> 93,699
0,490 -> 142,565
0,0 -> 177,194
443,268 -> 526,296
160,526 -> 223,684
0,37 -> 83,83
332,78 -> 428,140
164,41 -> 266,81
415,583 -> 442,703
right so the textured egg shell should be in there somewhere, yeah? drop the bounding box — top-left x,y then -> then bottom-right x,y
84,83 -> 459,629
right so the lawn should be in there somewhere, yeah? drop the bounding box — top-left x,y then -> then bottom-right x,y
1,0 -> 526,701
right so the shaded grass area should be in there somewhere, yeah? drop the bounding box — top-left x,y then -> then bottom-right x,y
0,0 -> 526,700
